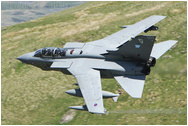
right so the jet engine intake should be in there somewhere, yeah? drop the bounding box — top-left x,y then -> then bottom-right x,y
146,57 -> 156,67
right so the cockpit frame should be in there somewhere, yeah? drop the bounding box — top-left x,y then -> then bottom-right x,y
34,47 -> 67,58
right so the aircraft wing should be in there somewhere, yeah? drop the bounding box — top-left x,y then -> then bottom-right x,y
90,15 -> 166,48
67,63 -> 104,114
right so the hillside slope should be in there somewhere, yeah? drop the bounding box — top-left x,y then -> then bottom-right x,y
1,1 -> 187,125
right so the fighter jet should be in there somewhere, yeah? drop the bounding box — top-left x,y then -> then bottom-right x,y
17,15 -> 178,114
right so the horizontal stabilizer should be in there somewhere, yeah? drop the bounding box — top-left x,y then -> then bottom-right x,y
114,76 -> 146,98
150,40 -> 178,59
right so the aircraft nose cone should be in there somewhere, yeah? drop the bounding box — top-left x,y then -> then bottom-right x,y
16,54 -> 29,63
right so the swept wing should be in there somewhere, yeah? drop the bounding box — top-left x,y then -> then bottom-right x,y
90,15 -> 166,48
67,61 -> 104,114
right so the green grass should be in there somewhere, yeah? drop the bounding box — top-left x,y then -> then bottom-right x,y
1,1 -> 187,125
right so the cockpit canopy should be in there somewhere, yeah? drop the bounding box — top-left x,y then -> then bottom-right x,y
34,47 -> 67,57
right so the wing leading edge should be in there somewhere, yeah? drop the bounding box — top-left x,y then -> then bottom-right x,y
68,64 -> 105,114
89,15 -> 166,48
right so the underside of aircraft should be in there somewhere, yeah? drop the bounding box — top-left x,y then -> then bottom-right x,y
17,15 -> 178,114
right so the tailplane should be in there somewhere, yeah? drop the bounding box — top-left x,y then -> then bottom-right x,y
150,40 -> 178,59
114,76 -> 146,98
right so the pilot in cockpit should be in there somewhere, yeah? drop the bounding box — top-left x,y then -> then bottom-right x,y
34,47 -> 67,57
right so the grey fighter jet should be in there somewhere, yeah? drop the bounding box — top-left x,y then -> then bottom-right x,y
17,15 -> 178,114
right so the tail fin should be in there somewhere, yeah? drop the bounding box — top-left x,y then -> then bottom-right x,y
116,35 -> 156,62
112,93 -> 121,102
150,40 -> 178,59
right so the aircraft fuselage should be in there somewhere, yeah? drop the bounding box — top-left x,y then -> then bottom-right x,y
17,49 -> 147,78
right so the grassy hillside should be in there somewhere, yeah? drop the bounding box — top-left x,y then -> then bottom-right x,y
1,1 -> 187,125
